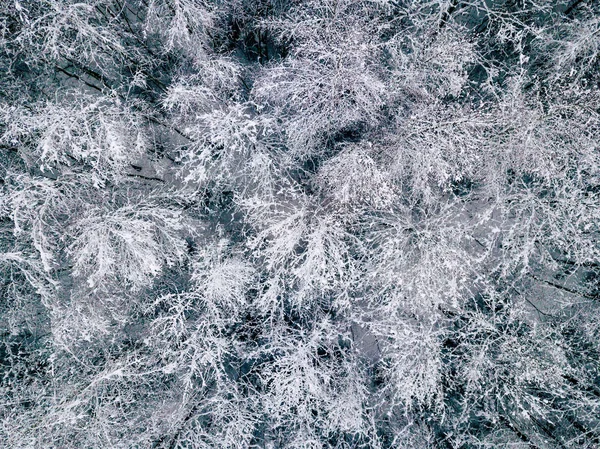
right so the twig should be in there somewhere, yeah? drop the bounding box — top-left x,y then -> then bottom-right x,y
528,273 -> 597,300
126,173 -> 164,182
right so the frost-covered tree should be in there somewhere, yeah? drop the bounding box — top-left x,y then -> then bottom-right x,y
1,0 -> 600,448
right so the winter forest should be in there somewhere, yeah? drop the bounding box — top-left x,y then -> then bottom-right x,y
1,0 -> 600,448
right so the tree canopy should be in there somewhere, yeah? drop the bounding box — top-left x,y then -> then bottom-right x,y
1,0 -> 600,448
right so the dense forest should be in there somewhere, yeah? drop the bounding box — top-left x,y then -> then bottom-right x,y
1,0 -> 600,447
